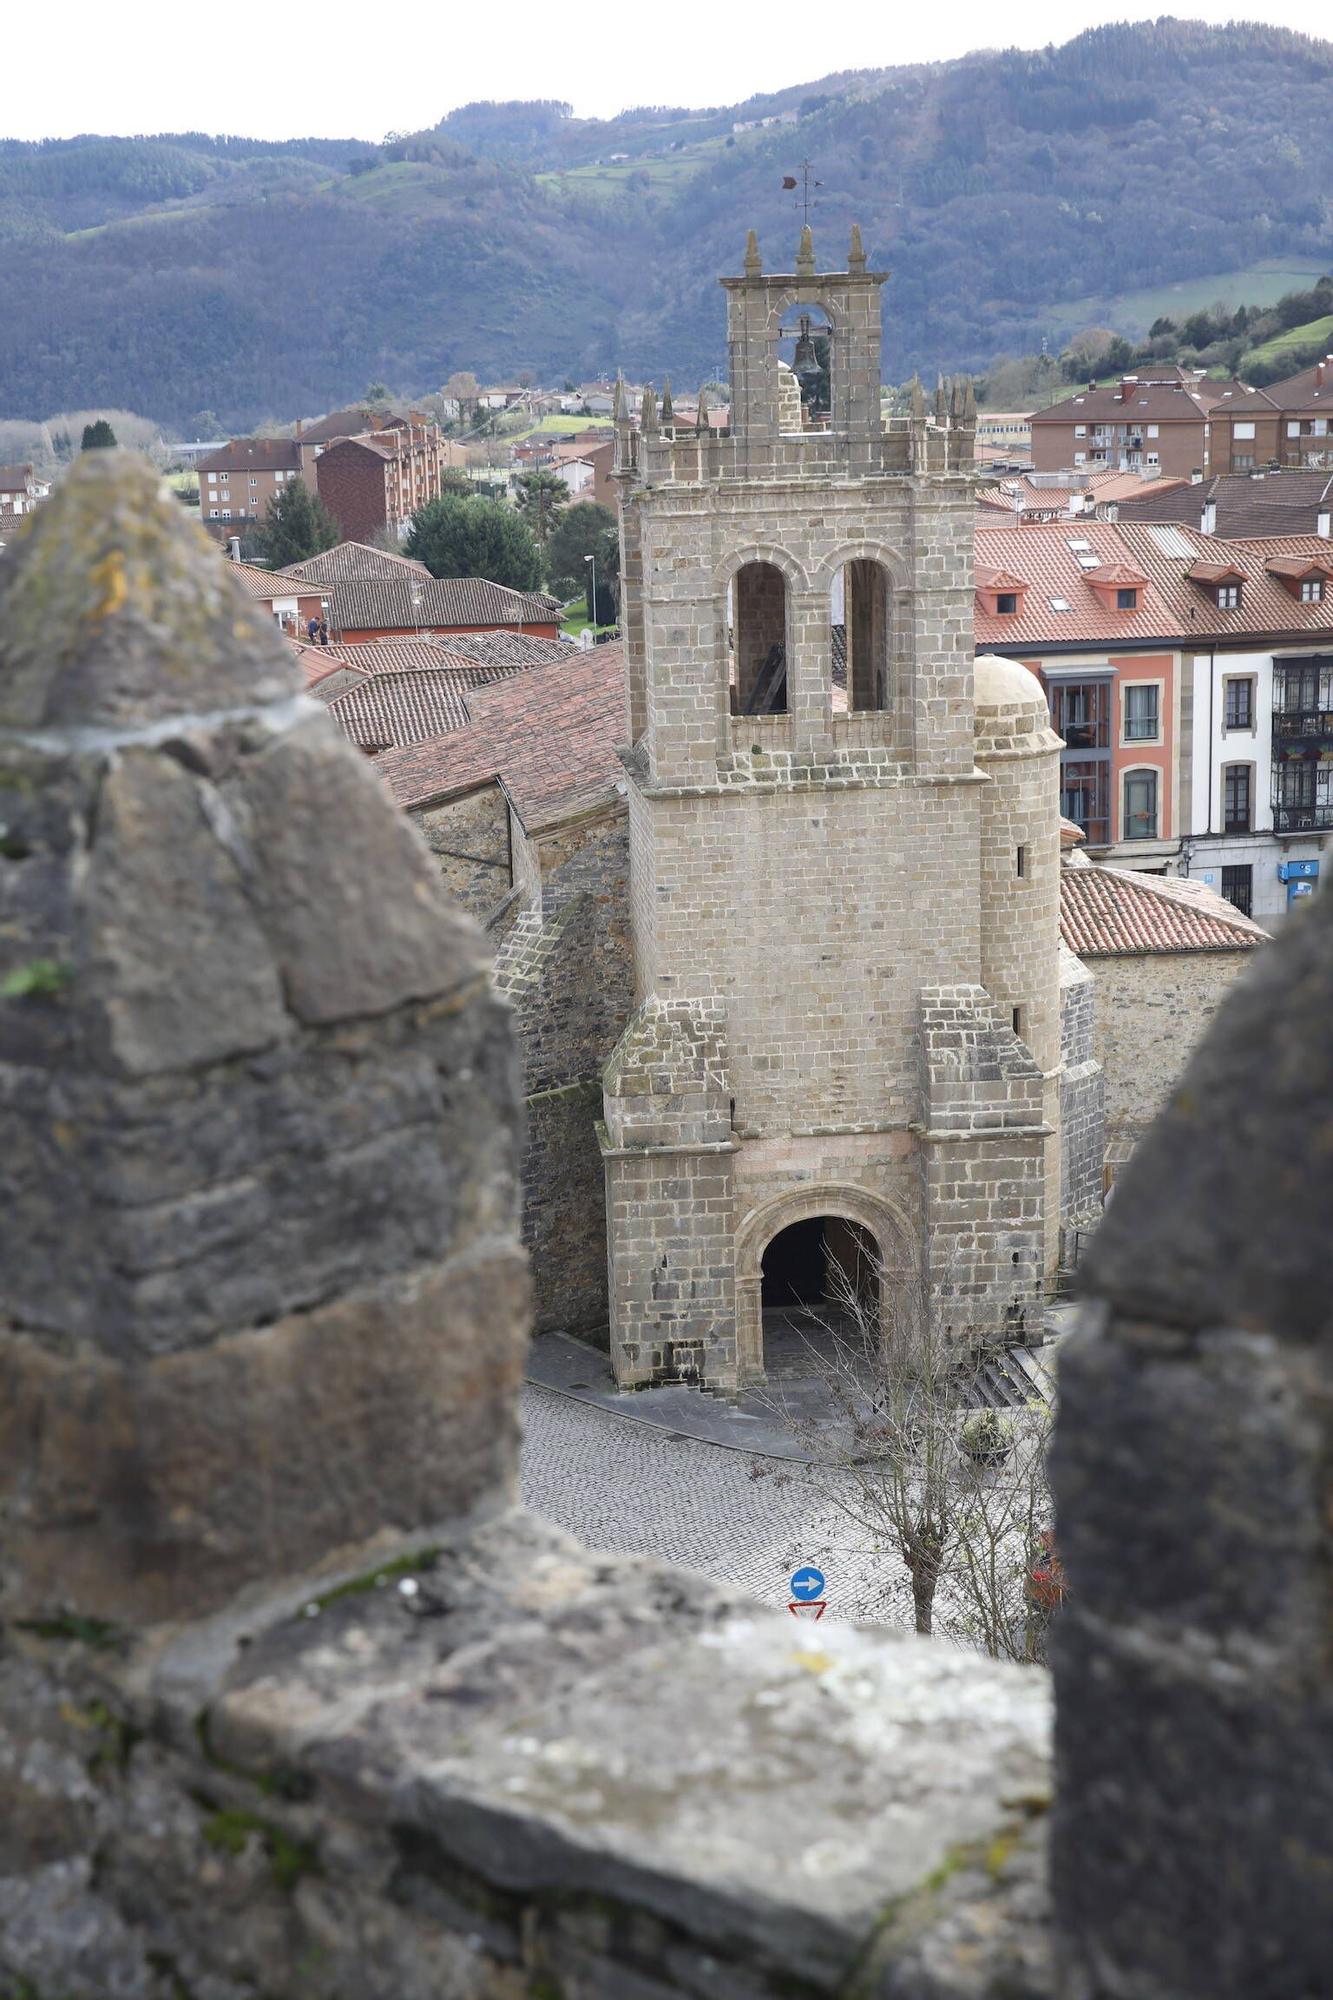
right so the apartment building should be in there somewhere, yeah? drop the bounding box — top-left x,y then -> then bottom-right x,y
975,517 -> 1333,923
195,438 -> 304,535
1031,369 -> 1280,480
1265,353 -> 1333,469
312,423 -> 454,544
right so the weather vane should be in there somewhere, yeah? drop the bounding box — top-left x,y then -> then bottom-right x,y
780,160 -> 823,226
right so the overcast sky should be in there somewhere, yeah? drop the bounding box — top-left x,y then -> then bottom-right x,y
5,1 -> 1328,142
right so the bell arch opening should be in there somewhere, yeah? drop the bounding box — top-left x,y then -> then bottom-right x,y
830,558 -> 891,714
728,560 -> 788,714
777,303 -> 832,429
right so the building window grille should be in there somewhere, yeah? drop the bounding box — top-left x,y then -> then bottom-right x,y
1123,769 -> 1159,841
1300,578 -> 1323,603
1217,584 -> 1241,609
1224,678 -> 1254,730
1124,684 -> 1159,742
1224,764 -> 1252,833
1220,864 -> 1252,917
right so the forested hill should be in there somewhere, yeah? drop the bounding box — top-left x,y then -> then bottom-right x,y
3,18 -> 1331,429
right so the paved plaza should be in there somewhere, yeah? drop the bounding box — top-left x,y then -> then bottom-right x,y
519,1378 -> 913,1629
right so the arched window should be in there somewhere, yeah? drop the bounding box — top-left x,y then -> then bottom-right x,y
1122,767 -> 1159,841
777,303 -> 832,429
830,559 -> 891,713
728,561 -> 788,714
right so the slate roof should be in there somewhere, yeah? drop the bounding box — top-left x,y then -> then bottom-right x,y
0,464 -> 35,490
323,663 -> 522,750
282,541 -> 431,584
973,519 -> 1333,648
1112,469 -> 1333,540
327,575 -> 562,633
1060,864 -> 1269,956
375,643 -> 626,828
195,437 -> 303,474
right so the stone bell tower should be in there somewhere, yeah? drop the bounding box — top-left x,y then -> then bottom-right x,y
599,228 -> 1061,1391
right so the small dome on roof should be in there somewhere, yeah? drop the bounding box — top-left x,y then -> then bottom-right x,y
974,652 -> 1044,713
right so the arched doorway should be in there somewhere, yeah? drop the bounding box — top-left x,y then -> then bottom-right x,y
734,1185 -> 905,1385
759,1214 -> 879,1379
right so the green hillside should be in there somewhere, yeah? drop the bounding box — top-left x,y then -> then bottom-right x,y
1242,311 -> 1333,376
1,18 -> 1330,427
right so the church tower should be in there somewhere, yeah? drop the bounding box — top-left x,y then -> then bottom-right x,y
599,229 -> 1061,1390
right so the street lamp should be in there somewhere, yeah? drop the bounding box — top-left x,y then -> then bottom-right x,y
584,550 -> 596,632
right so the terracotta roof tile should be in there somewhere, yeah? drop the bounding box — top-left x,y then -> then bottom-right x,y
974,519 -> 1333,647
1060,864 -> 1268,955
375,643 -> 626,828
324,663 -> 521,750
225,561 -> 314,601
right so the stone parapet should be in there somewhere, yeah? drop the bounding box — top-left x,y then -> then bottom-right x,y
0,454 -> 527,1625
0,1509 -> 1055,2000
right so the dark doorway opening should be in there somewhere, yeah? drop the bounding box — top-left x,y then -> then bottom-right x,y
761,1216 -> 878,1313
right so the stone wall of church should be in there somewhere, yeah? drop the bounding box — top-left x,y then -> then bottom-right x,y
494,810 -> 633,1334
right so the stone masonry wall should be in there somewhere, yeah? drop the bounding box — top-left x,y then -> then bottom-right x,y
1086,946 -> 1256,1153
411,781 -> 511,921
494,810 -> 634,1333
1058,944 -> 1105,1221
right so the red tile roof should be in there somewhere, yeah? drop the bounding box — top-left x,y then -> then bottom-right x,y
978,470 -> 1188,516
375,643 -> 626,828
973,519 -> 1333,648
1259,356 -> 1333,411
1060,864 -> 1268,955
324,664 -> 522,750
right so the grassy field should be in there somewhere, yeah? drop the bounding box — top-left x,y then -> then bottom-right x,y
532,414 -> 614,435
536,150 -> 711,204
560,594 -> 616,641
1241,312 -> 1333,373
1050,257 -> 1331,338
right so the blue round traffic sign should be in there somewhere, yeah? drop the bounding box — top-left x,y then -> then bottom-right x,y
790,1565 -> 826,1602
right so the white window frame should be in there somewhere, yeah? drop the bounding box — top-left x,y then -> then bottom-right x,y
1122,764 -> 1161,842
1233,421 -> 1255,441
1121,678 -> 1163,747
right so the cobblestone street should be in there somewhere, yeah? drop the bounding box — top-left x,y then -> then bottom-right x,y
520,1382 -> 912,1628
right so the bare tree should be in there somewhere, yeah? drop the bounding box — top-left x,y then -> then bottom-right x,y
762,1253 -> 1060,1660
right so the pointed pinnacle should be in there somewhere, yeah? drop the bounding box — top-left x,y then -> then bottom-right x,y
963,377 -> 977,422
696,387 -> 711,433
640,385 -> 658,433
744,228 -> 762,278
910,375 -> 925,421
660,375 -> 674,425
796,224 -> 815,275
613,373 -> 627,423
934,375 -> 948,424
848,222 -> 866,271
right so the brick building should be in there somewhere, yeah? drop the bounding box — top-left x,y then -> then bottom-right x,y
1030,368 -> 1280,480
1264,351 -> 1333,468
195,437 -> 304,537
311,423 -> 455,543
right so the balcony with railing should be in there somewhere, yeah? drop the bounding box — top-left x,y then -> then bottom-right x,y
1273,708 -> 1333,741
1272,800 -> 1333,834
